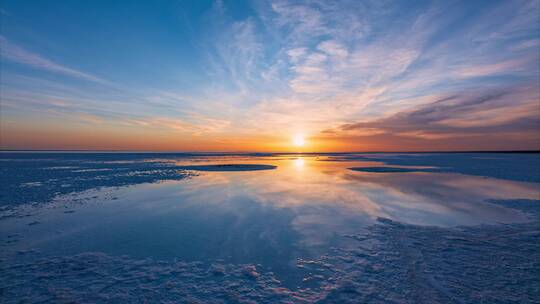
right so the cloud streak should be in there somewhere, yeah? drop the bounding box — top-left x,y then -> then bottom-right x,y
331,84 -> 540,148
0,36 -> 105,83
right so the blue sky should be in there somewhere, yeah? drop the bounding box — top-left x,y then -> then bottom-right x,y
1,0 -> 539,151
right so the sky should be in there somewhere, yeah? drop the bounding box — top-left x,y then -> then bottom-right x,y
0,0 -> 539,152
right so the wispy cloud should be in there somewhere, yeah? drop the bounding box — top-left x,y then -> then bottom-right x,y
451,58 -> 532,78
336,85 -> 540,141
239,0 -> 540,145
121,115 -> 230,135
0,36 -> 106,83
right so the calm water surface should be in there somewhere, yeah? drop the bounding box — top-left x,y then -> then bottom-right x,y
1,154 -> 539,287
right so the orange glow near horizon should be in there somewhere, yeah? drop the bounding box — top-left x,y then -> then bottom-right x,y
1,119 -> 540,152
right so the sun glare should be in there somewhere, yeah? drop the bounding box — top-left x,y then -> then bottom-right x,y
294,157 -> 305,169
293,134 -> 306,147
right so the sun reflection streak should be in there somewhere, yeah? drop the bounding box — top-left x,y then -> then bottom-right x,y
294,158 -> 305,170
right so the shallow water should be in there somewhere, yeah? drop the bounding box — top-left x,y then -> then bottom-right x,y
1,153 -> 539,302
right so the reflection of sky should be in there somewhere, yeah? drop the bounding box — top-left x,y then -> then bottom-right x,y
1,155 -> 539,286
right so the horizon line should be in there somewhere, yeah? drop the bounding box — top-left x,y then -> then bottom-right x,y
1,149 -> 539,154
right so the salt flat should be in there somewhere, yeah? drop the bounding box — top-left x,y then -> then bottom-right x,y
1,152 -> 539,303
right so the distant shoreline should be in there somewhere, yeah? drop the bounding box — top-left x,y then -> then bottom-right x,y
1,150 -> 539,154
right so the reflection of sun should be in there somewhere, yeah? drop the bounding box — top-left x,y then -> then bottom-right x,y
294,158 -> 304,169
293,134 -> 305,147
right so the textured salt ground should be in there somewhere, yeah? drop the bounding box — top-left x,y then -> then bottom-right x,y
1,199 -> 538,304
0,153 -> 275,213
0,154 -> 196,209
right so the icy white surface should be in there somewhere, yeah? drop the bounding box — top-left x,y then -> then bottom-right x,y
2,200 -> 538,303
312,200 -> 540,303
1,153 -> 539,303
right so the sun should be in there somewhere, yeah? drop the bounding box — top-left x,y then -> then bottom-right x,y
292,134 -> 306,147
